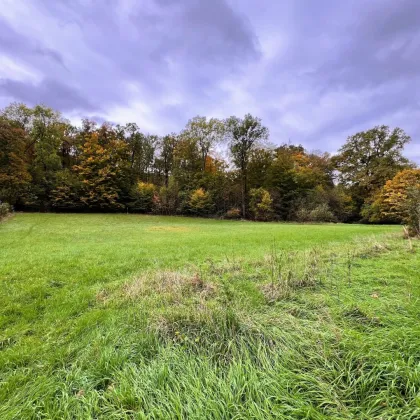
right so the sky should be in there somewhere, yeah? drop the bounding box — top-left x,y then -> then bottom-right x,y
0,0 -> 419,160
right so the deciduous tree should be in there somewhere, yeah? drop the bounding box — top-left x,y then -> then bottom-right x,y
0,119 -> 31,205
225,114 -> 269,217
183,116 -> 224,172
368,169 -> 420,223
333,126 -> 412,212
249,188 -> 274,221
73,128 -> 127,210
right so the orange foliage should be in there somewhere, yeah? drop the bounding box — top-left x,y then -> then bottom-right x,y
377,169 -> 420,221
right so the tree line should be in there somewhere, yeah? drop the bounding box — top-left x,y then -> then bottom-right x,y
0,102 -> 418,227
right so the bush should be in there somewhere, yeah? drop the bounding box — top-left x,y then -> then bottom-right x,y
296,204 -> 336,222
309,204 -> 337,222
402,186 -> 420,237
369,169 -> 420,225
153,180 -> 179,215
295,186 -> 354,222
188,188 -> 214,216
249,188 -> 274,221
0,202 -> 12,219
129,182 -> 156,213
224,208 -> 241,219
295,207 -> 311,222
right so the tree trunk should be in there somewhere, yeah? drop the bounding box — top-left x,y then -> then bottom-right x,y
202,151 -> 207,172
241,169 -> 247,218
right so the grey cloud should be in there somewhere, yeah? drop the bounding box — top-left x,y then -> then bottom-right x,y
0,16 -> 66,67
316,1 -> 420,90
86,115 -> 118,126
312,81 -> 419,137
39,0 -> 259,93
246,0 -> 420,156
153,0 -> 259,64
0,0 -> 419,160
0,78 -> 96,112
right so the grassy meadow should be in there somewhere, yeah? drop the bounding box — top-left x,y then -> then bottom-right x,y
0,214 -> 419,419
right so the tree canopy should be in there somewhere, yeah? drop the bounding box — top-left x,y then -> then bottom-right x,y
0,102 -> 415,223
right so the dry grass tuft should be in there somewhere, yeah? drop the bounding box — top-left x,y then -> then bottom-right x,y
122,270 -> 217,303
96,289 -> 110,304
260,283 -> 290,302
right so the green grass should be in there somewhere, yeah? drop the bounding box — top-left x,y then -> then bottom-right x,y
0,213 -> 419,419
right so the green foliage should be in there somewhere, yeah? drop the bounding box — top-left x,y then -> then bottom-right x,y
293,186 -> 352,223
333,125 -> 413,214
182,116 -> 224,171
0,119 -> 31,205
248,148 -> 273,189
155,134 -> 178,187
296,203 -> 337,222
29,106 -> 68,209
1,103 -> 79,210
225,114 -> 269,217
264,146 -> 336,220
1,102 -> 33,130
153,180 -> 179,215
51,170 -> 82,211
401,186 -> 420,236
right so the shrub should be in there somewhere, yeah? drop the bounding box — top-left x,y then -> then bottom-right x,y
296,204 -> 336,222
249,188 -> 274,221
309,204 -> 337,222
153,180 -> 179,215
0,202 -> 12,219
294,186 -> 353,222
295,207 -> 311,222
402,186 -> 420,237
224,208 -> 241,219
370,169 -> 420,224
188,188 -> 214,216
129,182 -> 156,213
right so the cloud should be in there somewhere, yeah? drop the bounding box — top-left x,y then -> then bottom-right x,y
0,16 -> 66,67
0,0 -> 419,160
0,78 -> 96,112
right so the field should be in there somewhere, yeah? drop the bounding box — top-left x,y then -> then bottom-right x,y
0,214 -> 419,419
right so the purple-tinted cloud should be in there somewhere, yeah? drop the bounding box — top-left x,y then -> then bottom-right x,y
0,0 -> 419,160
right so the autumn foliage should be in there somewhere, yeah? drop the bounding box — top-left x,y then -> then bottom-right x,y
0,102 -> 415,223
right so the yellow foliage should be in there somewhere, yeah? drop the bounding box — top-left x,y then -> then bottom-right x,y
377,169 -> 420,221
137,182 -> 156,194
